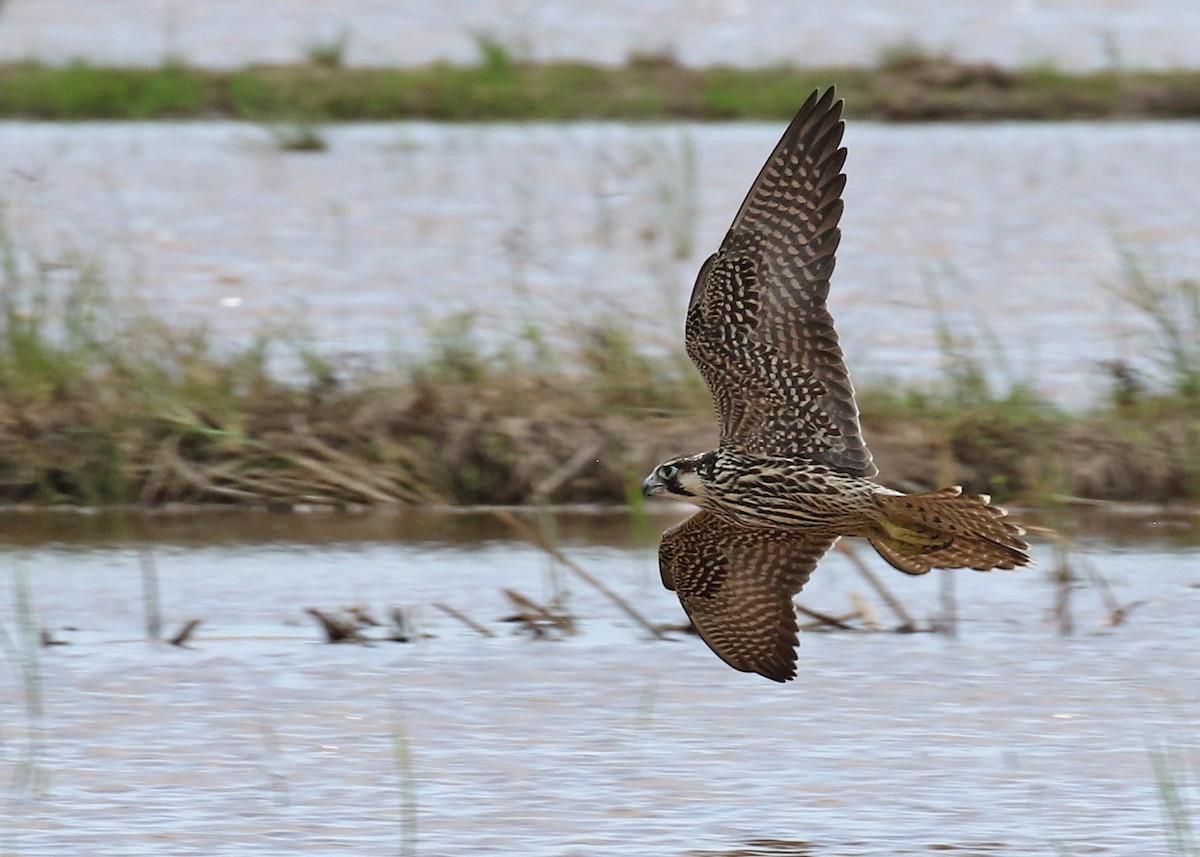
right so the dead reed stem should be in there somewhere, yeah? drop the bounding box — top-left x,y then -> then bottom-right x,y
794,602 -> 860,631
1080,554 -> 1138,627
937,568 -> 958,637
491,508 -> 668,640
849,591 -> 886,631
532,442 -> 603,503
1052,543 -> 1074,636
434,603 -> 496,637
796,604 -> 864,628
504,589 -> 576,635
836,541 -> 917,631
138,549 -> 162,642
169,618 -> 202,647
305,607 -> 365,643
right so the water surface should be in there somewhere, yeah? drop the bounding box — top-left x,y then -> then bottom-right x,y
0,0 -> 1196,70
2,121 -> 1197,404
0,508 -> 1197,855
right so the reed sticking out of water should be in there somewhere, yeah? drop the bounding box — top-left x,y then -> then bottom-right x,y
139,549 -> 162,641
635,675 -> 660,726
1034,524 -> 1139,635
304,605 -> 426,644
835,542 -> 918,632
256,720 -> 290,808
492,509 -> 668,640
936,569 -> 958,638
168,618 -> 202,647
0,563 -> 46,796
391,708 -> 419,857
503,588 -> 576,637
433,603 -> 496,638
0,211 -> 1196,510
306,607 -> 367,643
1149,740 -> 1199,857
1080,553 -> 1143,627
1051,542 -> 1075,637
138,549 -> 202,645
794,602 -> 860,632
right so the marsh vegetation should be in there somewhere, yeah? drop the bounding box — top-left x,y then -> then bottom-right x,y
0,48 -> 1199,123
0,215 -> 1196,510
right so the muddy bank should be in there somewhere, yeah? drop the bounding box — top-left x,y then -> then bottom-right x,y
1,358 -> 1196,508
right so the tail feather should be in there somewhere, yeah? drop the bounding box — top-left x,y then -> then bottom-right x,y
869,486 -> 1030,575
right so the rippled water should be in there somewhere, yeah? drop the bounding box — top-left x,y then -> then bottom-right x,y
1,0 -> 1197,70
2,120 -> 1198,404
0,508 -> 1197,855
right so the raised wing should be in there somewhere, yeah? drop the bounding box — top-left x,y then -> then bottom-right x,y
659,511 -> 837,682
686,87 -> 875,476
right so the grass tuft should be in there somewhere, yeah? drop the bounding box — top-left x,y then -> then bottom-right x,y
304,27 -> 353,69
1150,740 -> 1199,856
0,563 -> 46,797
1109,247 -> 1200,403
470,31 -> 517,75
268,122 -> 329,152
0,58 -> 1198,121
0,216 -> 1196,508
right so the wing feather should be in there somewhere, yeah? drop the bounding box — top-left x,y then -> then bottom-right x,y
659,511 -> 836,682
686,87 -> 875,476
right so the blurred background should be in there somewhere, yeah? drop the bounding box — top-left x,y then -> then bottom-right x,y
0,3 -> 1198,856
1,0 -> 1198,68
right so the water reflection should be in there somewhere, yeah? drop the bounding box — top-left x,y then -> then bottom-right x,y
693,841 -> 1016,856
693,838 -> 816,856
0,503 -> 1196,549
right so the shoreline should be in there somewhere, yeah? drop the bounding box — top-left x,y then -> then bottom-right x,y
1,54 -> 1199,122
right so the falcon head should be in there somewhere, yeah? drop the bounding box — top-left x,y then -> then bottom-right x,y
642,452 -> 715,500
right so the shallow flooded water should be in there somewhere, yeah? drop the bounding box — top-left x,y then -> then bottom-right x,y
0,507 -> 1197,855
2,120 -> 1198,404
0,0 -> 1196,70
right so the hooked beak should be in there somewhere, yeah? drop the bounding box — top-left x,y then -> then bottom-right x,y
642,473 -> 665,498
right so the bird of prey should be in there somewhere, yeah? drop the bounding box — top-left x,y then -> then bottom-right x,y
642,88 -> 1030,683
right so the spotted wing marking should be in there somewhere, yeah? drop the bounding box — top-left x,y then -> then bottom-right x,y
659,511 -> 837,682
686,87 -> 874,476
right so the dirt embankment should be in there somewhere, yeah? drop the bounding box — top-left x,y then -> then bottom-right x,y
1,367 -> 1196,510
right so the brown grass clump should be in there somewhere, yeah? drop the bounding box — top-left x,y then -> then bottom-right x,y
2,343 -> 1198,510
0,226 -> 1197,509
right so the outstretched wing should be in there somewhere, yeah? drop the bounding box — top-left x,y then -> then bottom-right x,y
686,87 -> 875,476
659,511 -> 837,682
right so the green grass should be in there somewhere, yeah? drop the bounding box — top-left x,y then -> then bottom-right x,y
303,27 -> 353,70
0,206 -> 1196,508
1150,739 -> 1199,857
0,61 -> 206,119
1108,247 -> 1200,402
0,54 -> 1199,121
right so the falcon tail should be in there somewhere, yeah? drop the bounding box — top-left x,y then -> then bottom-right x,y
868,487 -> 1030,575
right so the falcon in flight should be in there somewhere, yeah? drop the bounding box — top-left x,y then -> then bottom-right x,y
642,88 -> 1030,682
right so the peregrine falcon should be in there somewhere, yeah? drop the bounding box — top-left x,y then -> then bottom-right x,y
642,88 -> 1030,682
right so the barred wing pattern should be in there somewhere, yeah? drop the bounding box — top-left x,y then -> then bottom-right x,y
659,511 -> 838,682
686,87 -> 875,477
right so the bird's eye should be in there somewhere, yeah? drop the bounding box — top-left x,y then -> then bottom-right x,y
660,464 -> 679,481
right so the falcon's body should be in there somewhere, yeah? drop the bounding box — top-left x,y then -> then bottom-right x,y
644,88 -> 1029,682
651,449 -> 883,532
